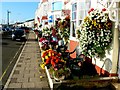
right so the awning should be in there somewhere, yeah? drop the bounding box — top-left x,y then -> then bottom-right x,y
41,16 -> 48,20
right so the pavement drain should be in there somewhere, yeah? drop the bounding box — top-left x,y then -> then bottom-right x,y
13,70 -> 20,74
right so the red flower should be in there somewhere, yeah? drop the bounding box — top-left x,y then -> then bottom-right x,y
39,37 -> 46,42
91,8 -> 94,11
46,58 -> 50,64
57,53 -> 61,57
51,60 -> 55,66
55,59 -> 59,63
102,8 -> 106,11
88,8 -> 94,14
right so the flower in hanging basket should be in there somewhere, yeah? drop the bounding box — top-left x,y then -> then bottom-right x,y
77,8 -> 113,58
56,17 -> 70,43
102,8 -> 106,11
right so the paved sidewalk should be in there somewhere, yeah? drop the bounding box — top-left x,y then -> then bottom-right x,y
4,31 -> 50,89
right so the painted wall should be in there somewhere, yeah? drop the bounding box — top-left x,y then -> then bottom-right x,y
69,0 -> 119,76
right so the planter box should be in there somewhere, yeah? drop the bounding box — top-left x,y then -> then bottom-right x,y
45,66 -> 118,90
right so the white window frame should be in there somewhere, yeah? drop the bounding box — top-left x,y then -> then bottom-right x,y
70,0 -> 91,41
70,1 -> 78,41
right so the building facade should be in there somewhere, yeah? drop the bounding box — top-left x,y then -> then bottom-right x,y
69,0 -> 120,77
34,0 -> 71,29
35,0 -> 120,77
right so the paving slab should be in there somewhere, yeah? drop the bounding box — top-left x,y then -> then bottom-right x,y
4,31 -> 50,89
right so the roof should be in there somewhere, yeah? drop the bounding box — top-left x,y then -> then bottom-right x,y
25,19 -> 34,22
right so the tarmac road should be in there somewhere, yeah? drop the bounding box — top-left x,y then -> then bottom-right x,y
0,32 -> 26,88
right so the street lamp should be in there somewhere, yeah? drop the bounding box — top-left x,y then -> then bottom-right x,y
7,10 -> 11,27
52,1 -> 55,25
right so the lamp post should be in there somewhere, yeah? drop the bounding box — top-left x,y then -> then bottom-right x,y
52,1 -> 55,25
7,10 -> 11,27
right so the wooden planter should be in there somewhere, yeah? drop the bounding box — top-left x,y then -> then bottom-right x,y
45,66 -> 118,90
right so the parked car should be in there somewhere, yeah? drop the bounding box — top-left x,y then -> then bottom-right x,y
20,27 -> 30,33
12,29 -> 26,41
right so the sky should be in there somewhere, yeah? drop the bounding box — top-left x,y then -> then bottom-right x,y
0,1 -> 40,24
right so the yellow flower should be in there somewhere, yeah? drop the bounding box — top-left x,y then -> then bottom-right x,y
49,49 -> 52,50
52,53 -> 54,56
61,59 -> 66,63
92,20 -> 96,26
40,76 -> 43,79
48,52 -> 51,56
45,56 -> 49,59
40,63 -> 45,69
42,57 -> 45,62
41,51 -> 46,56
84,16 -> 90,22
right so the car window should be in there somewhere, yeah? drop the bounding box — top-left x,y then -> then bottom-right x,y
14,30 -> 24,35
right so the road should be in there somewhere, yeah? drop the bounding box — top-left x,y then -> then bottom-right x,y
0,32 -> 26,88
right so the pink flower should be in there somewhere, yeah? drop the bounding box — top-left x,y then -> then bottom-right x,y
54,68 -> 58,71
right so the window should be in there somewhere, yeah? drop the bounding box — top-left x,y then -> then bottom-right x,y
78,1 -> 91,26
52,1 -> 62,11
71,3 -> 77,37
71,1 -> 91,38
